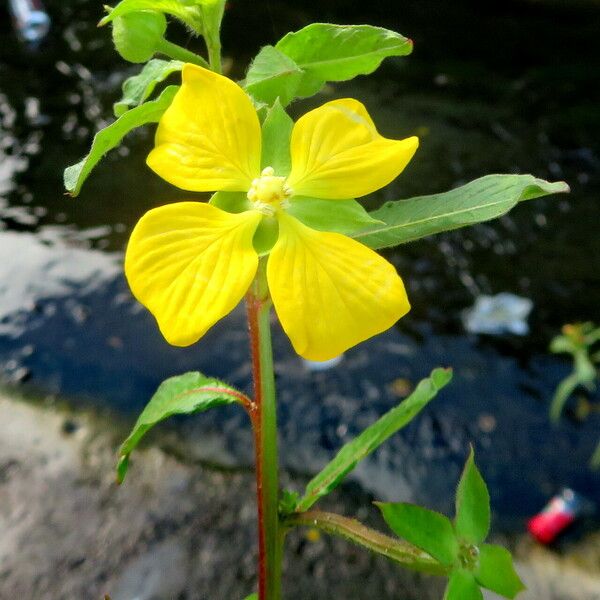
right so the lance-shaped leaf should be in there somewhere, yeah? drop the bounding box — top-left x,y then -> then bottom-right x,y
117,371 -> 249,483
294,368 -> 452,512
275,24 -> 413,97
245,46 -> 304,107
455,447 -> 490,545
353,175 -> 570,250
64,85 -> 177,196
444,570 -> 483,600
114,59 -> 183,117
377,502 -> 459,566
475,544 -> 525,598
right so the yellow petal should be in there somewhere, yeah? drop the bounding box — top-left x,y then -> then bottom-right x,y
147,64 -> 261,192
267,214 -> 410,360
286,99 -> 418,199
125,202 -> 262,346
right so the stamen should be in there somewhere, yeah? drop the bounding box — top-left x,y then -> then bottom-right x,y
247,165 -> 291,214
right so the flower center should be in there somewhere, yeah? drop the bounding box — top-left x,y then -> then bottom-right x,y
247,167 -> 292,215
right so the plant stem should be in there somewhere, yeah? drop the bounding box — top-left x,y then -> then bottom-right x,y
205,32 -> 222,74
283,511 -> 447,576
200,1 -> 225,74
247,261 -> 282,600
155,37 -> 209,68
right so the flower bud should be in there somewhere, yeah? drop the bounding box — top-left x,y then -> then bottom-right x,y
112,11 -> 167,63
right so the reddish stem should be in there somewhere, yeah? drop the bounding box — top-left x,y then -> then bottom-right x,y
246,292 -> 268,598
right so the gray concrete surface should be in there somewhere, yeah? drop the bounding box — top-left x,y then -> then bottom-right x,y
0,394 -> 598,600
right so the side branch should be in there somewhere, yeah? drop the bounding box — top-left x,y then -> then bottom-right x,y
282,510 -> 447,576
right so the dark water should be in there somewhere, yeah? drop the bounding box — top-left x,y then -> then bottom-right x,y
0,0 -> 599,528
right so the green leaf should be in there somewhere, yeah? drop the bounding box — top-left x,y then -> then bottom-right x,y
243,595 -> 258,600
287,197 -> 382,235
112,11 -> 167,63
100,0 -> 205,32
549,372 -> 583,422
294,367 -> 452,512
245,46 -> 304,108
64,85 -> 177,196
209,191 -> 250,214
377,502 -> 459,566
475,544 -> 525,599
444,570 -> 483,600
260,100 -> 293,174
455,448 -> 490,545
352,175 -> 570,250
276,23 -> 413,98
114,59 -> 182,117
117,371 -> 246,483
279,490 -> 301,515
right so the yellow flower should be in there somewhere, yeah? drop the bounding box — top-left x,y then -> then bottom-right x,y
125,64 -> 418,361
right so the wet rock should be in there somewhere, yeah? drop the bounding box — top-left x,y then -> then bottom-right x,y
110,540 -> 189,600
0,392 -> 433,600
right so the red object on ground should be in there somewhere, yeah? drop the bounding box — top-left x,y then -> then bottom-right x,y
527,510 -> 575,544
527,489 -> 582,544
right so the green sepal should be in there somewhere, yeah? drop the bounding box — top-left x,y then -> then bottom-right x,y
377,502 -> 459,566
260,100 -> 293,175
475,544 -> 525,599
208,192 -> 276,255
294,368 -> 452,513
275,23 -> 413,98
245,46 -> 303,108
287,197 -> 382,235
209,191 -> 250,214
114,59 -> 183,116
253,216 -> 279,256
117,371 -> 246,483
353,175 -> 570,250
444,570 -> 483,600
64,85 -> 178,196
454,448 -> 490,545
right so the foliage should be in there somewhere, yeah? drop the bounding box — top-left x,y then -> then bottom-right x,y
377,450 -> 525,599
353,175 -> 569,249
291,368 -> 452,513
64,86 -> 177,196
549,322 -> 600,468
113,59 -> 182,116
549,322 -> 600,421
117,371 -> 248,483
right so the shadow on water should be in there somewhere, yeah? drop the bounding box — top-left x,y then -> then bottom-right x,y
0,0 -> 599,529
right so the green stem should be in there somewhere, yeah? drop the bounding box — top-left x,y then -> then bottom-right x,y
155,37 -> 209,68
200,1 -> 225,74
247,261 -> 282,600
205,32 -> 222,74
283,510 -> 447,576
